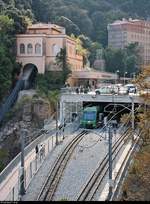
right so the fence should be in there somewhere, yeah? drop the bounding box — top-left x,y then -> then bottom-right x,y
0,120 -> 80,201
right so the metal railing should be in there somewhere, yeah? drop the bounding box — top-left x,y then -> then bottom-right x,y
0,80 -> 24,124
0,120 -> 80,201
0,66 -> 36,124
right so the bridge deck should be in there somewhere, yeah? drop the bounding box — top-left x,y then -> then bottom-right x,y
60,94 -> 143,104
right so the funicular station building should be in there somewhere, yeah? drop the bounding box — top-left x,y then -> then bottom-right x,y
16,23 -> 120,87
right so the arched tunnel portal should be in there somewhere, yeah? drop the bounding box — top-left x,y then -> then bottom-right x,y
22,63 -> 38,90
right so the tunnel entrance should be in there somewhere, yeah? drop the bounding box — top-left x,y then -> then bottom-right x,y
83,101 -> 139,124
22,64 -> 38,90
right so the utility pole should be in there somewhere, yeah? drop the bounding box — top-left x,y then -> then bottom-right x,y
56,101 -> 59,145
20,129 -> 26,199
108,125 -> 113,200
131,97 -> 135,144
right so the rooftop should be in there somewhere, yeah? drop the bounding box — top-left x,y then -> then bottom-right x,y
26,23 -> 66,34
28,23 -> 64,30
108,18 -> 150,26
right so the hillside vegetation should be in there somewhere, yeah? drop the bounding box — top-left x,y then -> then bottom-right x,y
121,145 -> 150,201
0,1 -> 150,198
0,0 -> 150,100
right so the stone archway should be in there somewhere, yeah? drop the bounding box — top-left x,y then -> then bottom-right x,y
23,63 -> 38,90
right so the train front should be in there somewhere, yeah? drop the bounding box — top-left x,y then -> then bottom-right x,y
80,107 -> 97,129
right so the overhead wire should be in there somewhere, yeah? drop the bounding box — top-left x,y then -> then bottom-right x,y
77,104 -> 141,150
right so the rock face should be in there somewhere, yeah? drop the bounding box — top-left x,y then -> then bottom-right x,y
0,92 -> 52,171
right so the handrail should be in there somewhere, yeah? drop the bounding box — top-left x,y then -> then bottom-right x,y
0,66 -> 36,124
0,80 -> 24,124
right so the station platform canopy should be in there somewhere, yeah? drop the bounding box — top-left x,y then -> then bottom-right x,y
71,69 -> 118,80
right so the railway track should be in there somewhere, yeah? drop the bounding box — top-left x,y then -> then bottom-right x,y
111,131 -> 141,201
76,128 -> 130,201
37,130 -> 88,201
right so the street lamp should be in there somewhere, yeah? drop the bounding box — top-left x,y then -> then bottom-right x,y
124,72 -> 128,85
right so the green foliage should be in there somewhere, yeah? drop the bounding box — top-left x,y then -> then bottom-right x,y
0,149 -> 9,172
31,0 -> 150,47
36,50 -> 71,94
56,16 -> 81,36
0,15 -> 14,101
0,0 -> 33,102
0,46 -> 13,96
56,48 -> 72,83
5,95 -> 32,117
34,48 -> 70,97
104,47 -> 125,75
47,90 -> 59,111
104,43 -> 140,76
1,0 -> 150,101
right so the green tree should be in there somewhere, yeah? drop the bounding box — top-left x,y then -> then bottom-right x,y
36,49 -> 71,96
56,48 -> 71,84
104,47 -> 125,74
104,43 -> 141,76
47,90 -> 59,112
0,47 -> 13,101
56,16 -> 81,36
0,15 -> 15,101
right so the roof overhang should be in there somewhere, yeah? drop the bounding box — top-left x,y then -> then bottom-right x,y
71,70 -> 117,80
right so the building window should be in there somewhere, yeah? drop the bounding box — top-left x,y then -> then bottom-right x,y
35,43 -> 41,54
20,44 -> 25,54
52,44 -> 61,56
27,43 -> 33,54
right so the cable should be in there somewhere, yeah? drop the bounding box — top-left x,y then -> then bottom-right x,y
77,104 -> 141,150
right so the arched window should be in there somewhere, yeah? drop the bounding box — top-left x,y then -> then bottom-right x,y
35,43 -> 41,54
27,43 -> 33,54
52,44 -> 61,56
20,44 -> 25,54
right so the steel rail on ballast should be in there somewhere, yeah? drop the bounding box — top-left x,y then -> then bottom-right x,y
37,130 -> 88,201
76,128 -> 131,201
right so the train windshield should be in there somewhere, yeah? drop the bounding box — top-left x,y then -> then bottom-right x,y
83,111 -> 96,121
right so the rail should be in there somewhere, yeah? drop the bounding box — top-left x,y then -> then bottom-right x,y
76,128 -> 130,201
110,131 -> 142,201
37,130 -> 88,201
0,120 -> 80,201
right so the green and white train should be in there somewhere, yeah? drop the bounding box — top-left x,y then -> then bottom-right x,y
80,106 -> 104,129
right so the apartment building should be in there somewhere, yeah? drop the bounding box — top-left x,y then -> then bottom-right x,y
108,18 -> 150,65
16,23 -> 83,74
